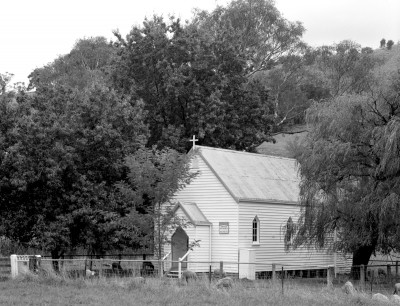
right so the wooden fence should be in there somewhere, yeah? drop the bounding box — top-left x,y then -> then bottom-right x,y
0,257 -> 11,278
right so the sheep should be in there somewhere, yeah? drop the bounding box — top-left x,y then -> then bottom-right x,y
182,270 -> 197,283
372,293 -> 389,303
216,277 -> 233,289
213,269 -> 226,278
394,283 -> 400,295
112,262 -> 123,274
141,261 -> 155,276
85,269 -> 96,277
391,294 -> 400,304
342,281 -> 355,295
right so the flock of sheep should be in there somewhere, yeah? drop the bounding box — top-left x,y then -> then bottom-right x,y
343,281 -> 400,304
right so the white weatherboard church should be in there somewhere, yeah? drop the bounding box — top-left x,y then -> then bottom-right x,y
163,143 -> 349,278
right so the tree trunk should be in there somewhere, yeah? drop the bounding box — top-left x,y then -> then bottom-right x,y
350,245 -> 375,279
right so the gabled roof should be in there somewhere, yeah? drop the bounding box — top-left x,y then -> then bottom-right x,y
194,146 -> 300,204
172,202 -> 212,226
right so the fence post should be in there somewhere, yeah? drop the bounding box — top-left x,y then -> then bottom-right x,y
100,258 -> 103,278
327,266 -> 333,288
360,265 -> 365,291
209,265 -> 212,284
10,255 -> 18,278
220,261 -> 223,275
370,270 -> 374,293
281,266 -> 284,295
396,261 -> 399,278
159,259 -> 162,279
387,264 -> 391,282
178,258 -> 182,279
272,264 -> 276,282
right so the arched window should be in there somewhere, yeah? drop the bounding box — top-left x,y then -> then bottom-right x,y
252,216 -> 260,244
284,217 -> 295,251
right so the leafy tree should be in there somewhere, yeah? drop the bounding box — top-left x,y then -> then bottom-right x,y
380,38 -> 386,48
117,147 -> 196,262
293,64 -> 400,276
387,40 -> 394,50
0,85 -> 148,262
28,37 -> 115,91
314,40 -> 376,97
192,0 -> 309,134
0,72 -> 14,94
194,0 -> 306,77
112,15 -> 272,151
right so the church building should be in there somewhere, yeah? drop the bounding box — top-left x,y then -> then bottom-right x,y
162,145 -> 349,278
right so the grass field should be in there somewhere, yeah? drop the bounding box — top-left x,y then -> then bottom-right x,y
0,272 -> 395,306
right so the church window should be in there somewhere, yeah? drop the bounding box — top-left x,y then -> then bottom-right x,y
252,216 -> 260,244
284,217 -> 295,251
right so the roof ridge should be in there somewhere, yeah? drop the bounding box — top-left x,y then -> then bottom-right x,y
196,145 -> 297,161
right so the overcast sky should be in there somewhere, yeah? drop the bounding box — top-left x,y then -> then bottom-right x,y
1,0 -> 399,85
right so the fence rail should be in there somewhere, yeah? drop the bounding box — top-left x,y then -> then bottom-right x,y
6,254 -> 400,294
0,257 -> 11,278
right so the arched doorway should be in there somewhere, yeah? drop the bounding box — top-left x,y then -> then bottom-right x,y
171,226 -> 189,269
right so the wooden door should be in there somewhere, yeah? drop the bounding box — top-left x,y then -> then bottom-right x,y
171,227 -> 189,269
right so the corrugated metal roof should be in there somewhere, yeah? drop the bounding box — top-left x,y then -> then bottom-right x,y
173,202 -> 212,225
196,146 -> 300,203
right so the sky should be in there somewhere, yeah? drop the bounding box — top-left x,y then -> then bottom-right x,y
1,0 -> 399,86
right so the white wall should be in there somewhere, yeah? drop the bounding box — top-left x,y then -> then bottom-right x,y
172,155 -> 239,272
239,201 -> 337,271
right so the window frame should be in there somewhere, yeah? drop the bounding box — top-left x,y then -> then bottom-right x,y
284,217 -> 295,251
252,216 -> 260,245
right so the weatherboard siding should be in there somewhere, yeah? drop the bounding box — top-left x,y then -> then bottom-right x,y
238,201 -> 336,271
172,155 -> 239,272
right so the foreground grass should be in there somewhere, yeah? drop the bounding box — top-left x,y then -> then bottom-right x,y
0,273 -> 393,306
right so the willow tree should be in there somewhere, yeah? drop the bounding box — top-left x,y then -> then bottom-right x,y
293,67 -> 400,275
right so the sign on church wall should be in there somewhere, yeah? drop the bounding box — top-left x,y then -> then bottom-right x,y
219,222 -> 229,234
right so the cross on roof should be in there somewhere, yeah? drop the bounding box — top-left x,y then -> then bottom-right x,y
189,135 -> 198,149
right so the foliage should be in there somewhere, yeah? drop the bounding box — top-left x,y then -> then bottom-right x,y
117,147 -> 196,259
387,40 -> 394,50
112,13 -> 274,151
313,40 -> 377,98
0,85 -> 148,258
194,0 -> 306,77
293,65 -> 400,267
28,37 -> 115,91
0,72 -> 14,94
380,38 -> 386,48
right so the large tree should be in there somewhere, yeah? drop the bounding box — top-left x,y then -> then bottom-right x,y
0,84 -> 149,260
112,14 -> 272,151
194,0 -> 305,77
314,40 -> 376,98
293,58 -> 400,275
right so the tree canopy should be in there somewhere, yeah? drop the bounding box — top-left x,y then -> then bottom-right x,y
0,85 -> 149,258
293,49 -> 400,270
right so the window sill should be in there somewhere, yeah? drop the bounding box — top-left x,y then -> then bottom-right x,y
252,242 -> 260,246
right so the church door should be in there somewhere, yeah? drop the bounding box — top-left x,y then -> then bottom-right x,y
171,227 -> 189,269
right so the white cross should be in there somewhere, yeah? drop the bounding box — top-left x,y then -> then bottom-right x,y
189,135 -> 198,149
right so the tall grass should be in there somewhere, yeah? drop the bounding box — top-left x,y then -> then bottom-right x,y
0,271 -> 394,306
